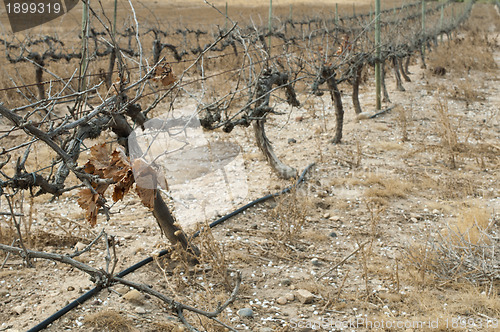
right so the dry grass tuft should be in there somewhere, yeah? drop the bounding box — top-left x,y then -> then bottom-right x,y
444,207 -> 492,246
434,98 -> 460,168
404,207 -> 498,290
197,223 -> 232,288
429,28 -> 498,75
364,177 -> 412,202
268,186 -> 311,247
84,310 -> 138,332
396,106 -> 410,142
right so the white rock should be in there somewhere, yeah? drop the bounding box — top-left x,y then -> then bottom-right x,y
13,305 -> 25,315
114,285 -> 129,295
276,297 -> 287,305
237,308 -> 254,318
311,258 -> 322,266
135,307 -> 146,314
296,289 -> 314,304
123,289 -> 146,304
356,111 -> 375,120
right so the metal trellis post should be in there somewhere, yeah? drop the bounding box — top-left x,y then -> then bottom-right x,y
375,0 -> 381,110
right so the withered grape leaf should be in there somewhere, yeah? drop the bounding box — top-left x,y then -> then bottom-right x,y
89,143 -> 110,171
112,169 -> 134,202
77,188 -> 100,227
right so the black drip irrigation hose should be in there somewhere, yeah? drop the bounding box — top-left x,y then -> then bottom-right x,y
27,163 -> 315,332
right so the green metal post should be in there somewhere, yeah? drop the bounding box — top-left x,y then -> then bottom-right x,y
268,0 -> 272,56
335,3 -> 339,24
113,0 -> 117,35
440,3 -> 444,43
422,0 -> 426,58
375,0 -> 381,110
80,0 -> 89,93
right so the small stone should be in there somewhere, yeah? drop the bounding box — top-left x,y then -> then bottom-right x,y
356,111 -> 375,120
13,305 -> 25,315
288,138 -> 297,144
280,278 -> 291,287
329,232 -> 338,238
285,293 -> 295,301
410,217 -> 418,223
295,116 -> 304,122
276,297 -> 287,305
432,209 -> 440,214
172,326 -> 186,332
74,242 -> 86,252
123,289 -> 146,304
237,308 -> 254,318
67,286 -> 75,292
137,227 -> 146,233
250,224 -> 258,230
329,215 -> 341,222
323,212 -> 330,219
296,289 -> 315,304
124,234 -> 133,240
260,328 -> 274,332
135,306 -> 146,314
0,290 -> 9,298
290,285 -> 296,290
114,285 -> 129,295
311,258 -> 322,266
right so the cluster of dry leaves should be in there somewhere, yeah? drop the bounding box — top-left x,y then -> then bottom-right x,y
77,144 -> 164,226
151,61 -> 177,86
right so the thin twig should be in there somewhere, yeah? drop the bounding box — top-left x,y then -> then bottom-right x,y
5,195 -> 32,267
317,241 -> 369,280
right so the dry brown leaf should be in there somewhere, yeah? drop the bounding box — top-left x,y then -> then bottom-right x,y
104,148 -> 132,182
83,161 -> 95,174
152,61 -> 177,86
77,188 -> 102,227
78,147 -> 111,226
112,169 -> 134,202
89,143 -> 111,171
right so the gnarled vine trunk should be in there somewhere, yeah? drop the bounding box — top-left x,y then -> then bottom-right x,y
250,69 -> 299,179
321,66 -> 344,144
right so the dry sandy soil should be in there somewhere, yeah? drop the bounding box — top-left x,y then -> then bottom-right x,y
0,1 -> 499,332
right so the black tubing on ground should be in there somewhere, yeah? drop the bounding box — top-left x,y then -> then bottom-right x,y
26,163 -> 315,332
